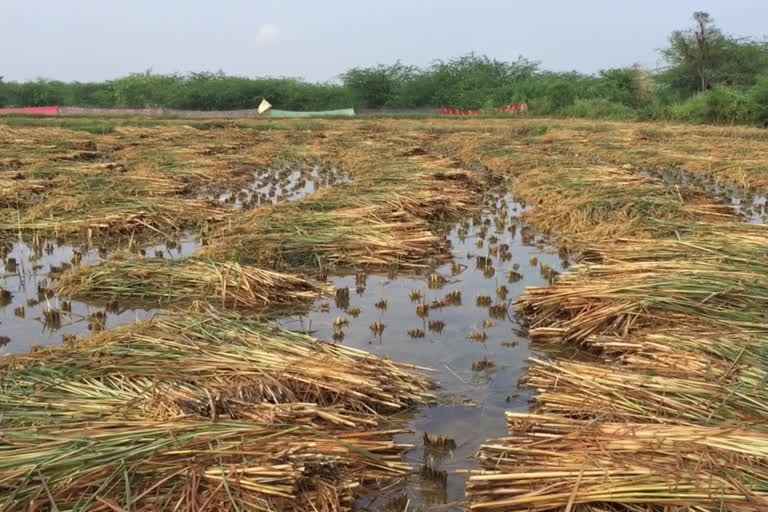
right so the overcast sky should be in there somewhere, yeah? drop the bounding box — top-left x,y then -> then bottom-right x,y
2,1 -> 766,83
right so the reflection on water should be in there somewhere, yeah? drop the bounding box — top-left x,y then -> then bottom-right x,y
2,185 -> 564,509
0,235 -> 200,354
1,163 -> 344,353
2,151 -> 760,510
279,192 -> 565,509
645,167 -> 768,224
201,160 -> 349,210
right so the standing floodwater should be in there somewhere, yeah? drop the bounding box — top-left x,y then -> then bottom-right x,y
0,186 -> 560,507
279,191 -> 565,507
1,161 -> 346,354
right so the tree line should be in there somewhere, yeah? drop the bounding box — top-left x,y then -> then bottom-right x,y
1,12 -> 766,124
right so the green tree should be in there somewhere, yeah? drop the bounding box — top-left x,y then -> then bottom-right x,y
718,38 -> 768,88
659,11 -> 768,97
341,62 -> 414,108
664,12 -> 724,93
424,54 -> 538,108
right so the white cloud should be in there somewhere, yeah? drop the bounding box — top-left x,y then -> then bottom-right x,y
256,23 -> 280,42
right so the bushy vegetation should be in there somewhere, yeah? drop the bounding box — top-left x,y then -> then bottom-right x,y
0,72 -> 353,112
1,12 -> 765,124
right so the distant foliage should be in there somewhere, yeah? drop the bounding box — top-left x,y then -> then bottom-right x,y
0,72 -> 352,112
0,13 -> 765,125
658,12 -> 767,96
341,62 -> 416,108
566,99 -> 636,120
652,11 -> 768,124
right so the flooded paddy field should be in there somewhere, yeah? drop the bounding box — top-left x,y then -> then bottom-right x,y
0,235 -> 202,353
1,117 -> 766,512
278,193 -> 566,506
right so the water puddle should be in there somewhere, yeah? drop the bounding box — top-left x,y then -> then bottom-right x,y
278,190 -> 566,508
546,144 -> 767,225
201,161 -> 349,210
1,161 -> 349,354
641,167 -> 767,224
2,176 -> 565,509
0,235 -> 201,354
727,192 -> 766,225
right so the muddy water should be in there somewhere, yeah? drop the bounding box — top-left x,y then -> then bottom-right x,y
201,161 -> 348,209
1,154 -> 761,509
729,191 -> 766,225
278,192 -> 565,508
1,161 -> 345,353
1,241 -> 150,353
0,237 -> 204,354
1,183 -> 562,509
644,167 -> 768,224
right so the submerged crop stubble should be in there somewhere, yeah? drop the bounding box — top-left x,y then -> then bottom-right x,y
1,117 -> 766,511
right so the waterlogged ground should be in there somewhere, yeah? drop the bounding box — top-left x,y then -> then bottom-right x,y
644,167 -> 768,224
200,160 -> 348,209
4,158 -> 757,510
279,192 -> 565,507
0,237 -> 200,354
0,183 -> 563,508
6,161 -> 750,508
0,156 -> 759,509
2,120 -> 765,510
1,161 -> 342,352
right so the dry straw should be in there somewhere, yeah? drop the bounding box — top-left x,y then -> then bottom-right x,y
466,412 -> 768,511
54,257 -> 327,307
0,308 -> 437,511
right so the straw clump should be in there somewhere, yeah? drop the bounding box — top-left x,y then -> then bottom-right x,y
1,308 -> 436,423
517,228 -> 768,342
0,307 -> 437,511
444,125 -> 768,511
0,418 -> 414,512
53,257 -> 327,307
523,357 -> 766,424
470,227 -> 768,511
201,157 -> 482,272
204,205 -> 451,271
466,412 -> 768,511
0,123 -> 293,242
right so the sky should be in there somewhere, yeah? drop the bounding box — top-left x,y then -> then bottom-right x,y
2,1 -> 767,83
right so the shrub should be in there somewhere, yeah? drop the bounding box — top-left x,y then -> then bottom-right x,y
747,76 -> 768,125
666,87 -> 753,124
566,98 -> 636,120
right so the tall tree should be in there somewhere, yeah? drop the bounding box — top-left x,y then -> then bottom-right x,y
340,62 -> 414,108
660,11 -> 768,97
662,12 -> 724,93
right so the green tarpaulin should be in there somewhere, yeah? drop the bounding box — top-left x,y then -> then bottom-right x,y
266,108 -> 355,118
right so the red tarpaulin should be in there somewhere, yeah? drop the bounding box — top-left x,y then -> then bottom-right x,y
440,102 -> 528,116
0,106 -> 60,116
440,107 -> 485,116
496,102 -> 528,114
